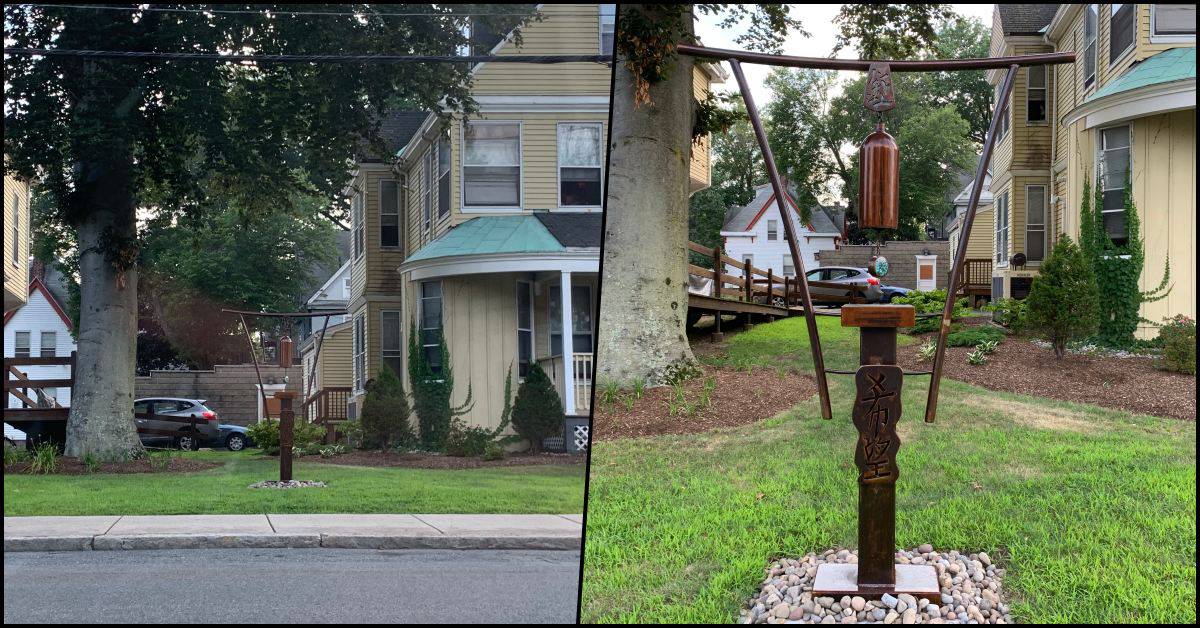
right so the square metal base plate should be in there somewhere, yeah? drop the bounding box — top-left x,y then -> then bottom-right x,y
812,563 -> 940,600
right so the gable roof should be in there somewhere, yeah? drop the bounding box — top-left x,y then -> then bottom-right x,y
355,110 -> 432,163
3,277 -> 73,331
997,4 -> 1060,36
722,184 -> 845,235
953,173 -> 994,206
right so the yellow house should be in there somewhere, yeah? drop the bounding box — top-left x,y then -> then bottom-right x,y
988,4 -> 1195,337
4,163 -> 32,313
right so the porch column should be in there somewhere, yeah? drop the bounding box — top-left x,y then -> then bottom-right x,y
559,270 -> 576,416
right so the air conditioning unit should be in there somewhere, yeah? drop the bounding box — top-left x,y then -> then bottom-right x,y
346,400 -> 358,420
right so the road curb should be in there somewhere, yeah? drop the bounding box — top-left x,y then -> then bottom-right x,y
5,534 -> 580,552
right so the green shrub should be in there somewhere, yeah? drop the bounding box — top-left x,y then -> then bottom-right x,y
975,340 -> 1000,354
946,326 -> 1005,347
82,452 -> 100,473
894,289 -> 970,334
318,444 -> 346,458
148,450 -> 173,471
915,341 -> 936,362
340,420 -> 365,449
986,297 -> 1028,333
408,321 -> 474,451
245,419 -> 326,456
511,362 -> 564,454
1157,314 -> 1195,375
445,419 -> 493,457
966,348 -> 988,365
28,442 -> 59,474
483,441 -> 507,461
4,442 -> 31,466
1025,238 -> 1100,359
359,366 -> 416,450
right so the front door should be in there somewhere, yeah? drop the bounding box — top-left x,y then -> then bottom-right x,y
915,255 -> 937,291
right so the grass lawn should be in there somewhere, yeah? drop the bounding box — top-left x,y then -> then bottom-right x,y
582,316 -> 1196,623
4,451 -> 585,516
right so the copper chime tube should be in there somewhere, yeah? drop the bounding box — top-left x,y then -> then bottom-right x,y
277,335 -> 293,367
858,122 -> 899,230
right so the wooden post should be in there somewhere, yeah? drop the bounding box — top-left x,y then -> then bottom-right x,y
767,268 -> 774,307
784,276 -> 791,308
743,258 -> 752,303
712,246 -> 722,300
275,390 -> 297,482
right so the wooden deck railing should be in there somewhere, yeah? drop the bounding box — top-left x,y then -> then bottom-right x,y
3,353 -> 76,424
687,241 -> 867,309
303,386 -> 351,424
538,353 -> 593,416
958,258 -> 992,294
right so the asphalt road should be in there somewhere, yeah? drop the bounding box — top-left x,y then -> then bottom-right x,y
4,548 -> 580,623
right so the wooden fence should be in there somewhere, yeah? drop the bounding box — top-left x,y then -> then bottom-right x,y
687,241 -> 868,311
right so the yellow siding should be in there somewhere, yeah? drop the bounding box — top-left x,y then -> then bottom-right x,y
471,4 -> 611,96
348,165 -> 407,309
690,65 -> 713,193
440,275 -> 520,431
3,172 -> 30,309
317,326 -> 353,389
952,207 -> 995,261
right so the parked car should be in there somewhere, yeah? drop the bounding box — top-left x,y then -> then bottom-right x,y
878,284 -> 911,303
199,424 -> 254,451
803,266 -> 888,304
133,397 -> 221,451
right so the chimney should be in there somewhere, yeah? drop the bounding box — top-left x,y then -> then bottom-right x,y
31,258 -> 46,283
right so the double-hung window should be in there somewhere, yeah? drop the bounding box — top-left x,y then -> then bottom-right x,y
1098,125 -> 1131,246
1026,66 -> 1047,123
463,122 -> 521,208
516,281 -> 534,379
380,179 -> 401,249
1109,5 -> 1135,65
1082,5 -> 1098,88
14,331 -> 31,358
422,148 -> 433,233
10,191 -> 18,264
352,192 -> 365,260
437,130 -> 452,218
40,331 -> 56,358
1152,4 -> 1196,39
558,123 -> 603,207
419,281 -> 444,376
994,191 -> 1009,265
782,255 -> 795,277
352,313 -> 365,392
380,310 -> 402,377
548,285 -> 593,357
767,219 -> 778,241
1025,185 -> 1047,262
599,5 -> 616,55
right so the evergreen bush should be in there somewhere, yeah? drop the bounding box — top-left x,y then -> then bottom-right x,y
1157,315 -> 1195,375
511,362 -> 564,454
945,326 -> 1005,347
1024,238 -> 1100,359
359,366 -> 415,449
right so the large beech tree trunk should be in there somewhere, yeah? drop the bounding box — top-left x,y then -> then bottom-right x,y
596,6 -> 699,387
64,157 -> 143,459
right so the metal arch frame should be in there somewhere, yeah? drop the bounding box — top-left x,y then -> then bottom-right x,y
676,44 -> 1075,422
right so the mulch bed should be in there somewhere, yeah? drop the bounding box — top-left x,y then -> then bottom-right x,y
292,450 -> 583,470
898,334 -> 1196,421
4,456 -> 219,475
592,364 -> 817,441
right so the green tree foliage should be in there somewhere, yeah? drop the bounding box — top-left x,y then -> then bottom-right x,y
833,4 -> 954,59
407,321 -> 474,451
709,104 -> 762,208
3,3 -> 530,457
688,188 -> 729,269
511,362 -> 564,454
1079,178 -> 1171,348
765,68 -> 836,224
919,17 -> 993,144
359,365 -> 415,450
1025,238 -> 1100,359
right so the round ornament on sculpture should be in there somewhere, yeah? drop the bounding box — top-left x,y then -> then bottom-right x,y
869,255 -> 889,278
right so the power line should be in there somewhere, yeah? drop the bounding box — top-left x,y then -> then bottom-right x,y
13,4 -> 597,18
3,48 -> 611,64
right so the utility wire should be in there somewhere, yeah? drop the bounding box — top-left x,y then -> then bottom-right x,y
3,48 -> 611,64
12,4 -> 594,18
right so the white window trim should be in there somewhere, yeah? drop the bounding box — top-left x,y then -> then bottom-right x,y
1108,4 -> 1136,70
547,283 -> 593,359
556,122 -> 605,210
380,309 -> 402,376
39,331 -> 57,358
10,190 -> 19,266
436,130 -> 452,220
599,4 -> 616,55
1150,4 -> 1197,43
782,254 -> 795,277
419,281 -> 444,377
995,191 -> 1010,267
13,330 -> 32,358
422,147 -> 434,234
515,280 -> 534,381
352,191 -> 365,261
1096,123 -> 1132,242
1026,65 -> 1048,125
1082,5 -> 1099,91
379,178 -> 403,250
460,120 -> 524,212
1025,185 -> 1048,263
766,219 -> 779,241
352,313 -> 365,393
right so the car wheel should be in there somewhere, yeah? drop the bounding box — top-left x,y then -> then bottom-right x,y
225,433 -> 246,452
176,435 -> 199,451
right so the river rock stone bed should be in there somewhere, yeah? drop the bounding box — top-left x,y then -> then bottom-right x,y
740,547 -> 1013,624
248,480 -> 327,489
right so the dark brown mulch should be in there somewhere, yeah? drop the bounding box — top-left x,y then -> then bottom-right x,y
592,364 -> 817,441
294,450 -> 584,470
3,456 -> 219,475
898,335 -> 1196,421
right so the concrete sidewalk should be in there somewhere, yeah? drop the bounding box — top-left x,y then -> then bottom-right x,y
3,514 -> 583,552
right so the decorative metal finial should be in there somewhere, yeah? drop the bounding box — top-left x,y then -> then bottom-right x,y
863,62 -> 896,113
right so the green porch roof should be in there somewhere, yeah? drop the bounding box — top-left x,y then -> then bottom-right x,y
403,215 -> 564,263
1086,47 -> 1196,104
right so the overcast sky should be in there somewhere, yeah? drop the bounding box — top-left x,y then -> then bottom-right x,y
696,4 -> 995,104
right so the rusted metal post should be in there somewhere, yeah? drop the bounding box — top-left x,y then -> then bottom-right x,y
728,58 -> 833,420
275,391 -> 297,483
925,64 -> 1021,424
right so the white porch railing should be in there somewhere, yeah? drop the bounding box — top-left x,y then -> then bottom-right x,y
538,353 -> 593,416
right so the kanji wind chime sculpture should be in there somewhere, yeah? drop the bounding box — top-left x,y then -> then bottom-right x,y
677,44 -> 1073,598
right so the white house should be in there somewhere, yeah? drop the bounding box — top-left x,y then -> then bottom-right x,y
304,259 -> 351,333
3,266 -> 76,409
720,184 -> 845,277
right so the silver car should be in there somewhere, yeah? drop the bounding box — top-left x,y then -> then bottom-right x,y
803,266 -> 885,304
134,397 -> 222,451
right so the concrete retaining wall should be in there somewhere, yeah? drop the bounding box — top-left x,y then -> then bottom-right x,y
816,241 -> 951,291
134,364 -> 302,425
